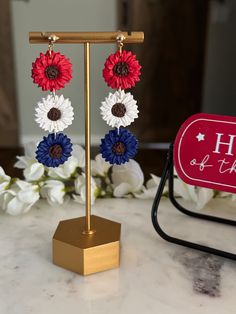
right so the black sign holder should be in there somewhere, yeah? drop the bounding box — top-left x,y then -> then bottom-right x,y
151,143 -> 236,260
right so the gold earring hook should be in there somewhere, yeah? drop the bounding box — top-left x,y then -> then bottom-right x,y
116,32 -> 126,54
41,32 -> 59,56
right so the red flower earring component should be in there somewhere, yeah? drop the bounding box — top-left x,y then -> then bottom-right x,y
100,33 -> 141,165
32,34 -> 74,168
32,35 -> 72,92
103,34 -> 141,90
103,50 -> 141,90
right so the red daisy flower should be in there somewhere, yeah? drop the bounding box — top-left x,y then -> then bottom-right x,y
103,50 -> 141,90
31,50 -> 72,91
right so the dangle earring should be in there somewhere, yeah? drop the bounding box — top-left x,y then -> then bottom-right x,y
31,34 -> 74,168
100,33 -> 141,165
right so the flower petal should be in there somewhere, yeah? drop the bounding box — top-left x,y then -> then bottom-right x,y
113,182 -> 131,197
196,188 -> 214,210
23,162 -> 45,181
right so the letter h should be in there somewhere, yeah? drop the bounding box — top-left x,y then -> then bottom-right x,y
213,133 -> 236,156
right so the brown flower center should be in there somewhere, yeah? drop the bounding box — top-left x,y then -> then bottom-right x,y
112,142 -> 126,155
49,144 -> 63,159
47,107 -> 61,121
111,103 -> 126,117
113,62 -> 129,77
45,65 -> 60,79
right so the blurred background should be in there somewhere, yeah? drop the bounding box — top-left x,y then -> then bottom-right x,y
0,0 -> 236,177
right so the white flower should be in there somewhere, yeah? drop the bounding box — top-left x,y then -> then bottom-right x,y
112,159 -> 144,197
16,157 -> 45,181
73,174 -> 98,205
134,174 -> 167,199
40,180 -> 65,205
0,180 -> 39,215
0,191 -> 15,212
100,89 -> 138,128
35,94 -> 74,132
14,142 -> 45,181
91,154 -> 111,177
47,144 -> 85,179
217,191 -> 236,202
0,167 -> 11,193
47,156 -> 79,179
174,177 -> 214,210
174,177 -> 198,202
195,187 -> 214,210
72,144 -> 85,168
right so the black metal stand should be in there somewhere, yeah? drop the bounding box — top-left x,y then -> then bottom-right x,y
151,144 -> 236,260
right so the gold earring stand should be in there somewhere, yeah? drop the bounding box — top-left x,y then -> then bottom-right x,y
29,31 -> 144,275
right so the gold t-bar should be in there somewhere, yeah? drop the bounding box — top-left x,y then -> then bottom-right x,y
29,31 -> 144,44
29,31 -> 144,234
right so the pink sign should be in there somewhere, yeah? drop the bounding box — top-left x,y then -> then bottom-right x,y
174,113 -> 236,194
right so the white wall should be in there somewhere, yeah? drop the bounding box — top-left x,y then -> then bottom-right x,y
202,0 -> 236,116
11,0 -> 117,145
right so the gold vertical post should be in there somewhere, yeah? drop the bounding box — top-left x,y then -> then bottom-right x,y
83,42 -> 94,235
84,42 -> 91,232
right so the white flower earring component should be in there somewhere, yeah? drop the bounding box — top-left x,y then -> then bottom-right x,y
100,89 -> 139,128
35,94 -> 74,133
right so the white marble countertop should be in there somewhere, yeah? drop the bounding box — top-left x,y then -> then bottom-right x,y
1,198 -> 236,314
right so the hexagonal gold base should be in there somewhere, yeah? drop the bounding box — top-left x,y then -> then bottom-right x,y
52,215 -> 121,275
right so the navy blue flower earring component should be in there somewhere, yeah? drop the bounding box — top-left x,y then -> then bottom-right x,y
36,133 -> 73,167
100,128 -> 138,165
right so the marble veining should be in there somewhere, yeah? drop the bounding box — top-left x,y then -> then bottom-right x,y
174,250 -> 224,297
0,198 -> 236,314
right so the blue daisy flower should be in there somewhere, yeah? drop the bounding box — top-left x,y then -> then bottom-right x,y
100,128 -> 138,165
36,133 -> 73,167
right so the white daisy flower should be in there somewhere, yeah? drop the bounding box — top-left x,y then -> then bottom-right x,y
100,89 -> 139,128
35,94 -> 74,132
